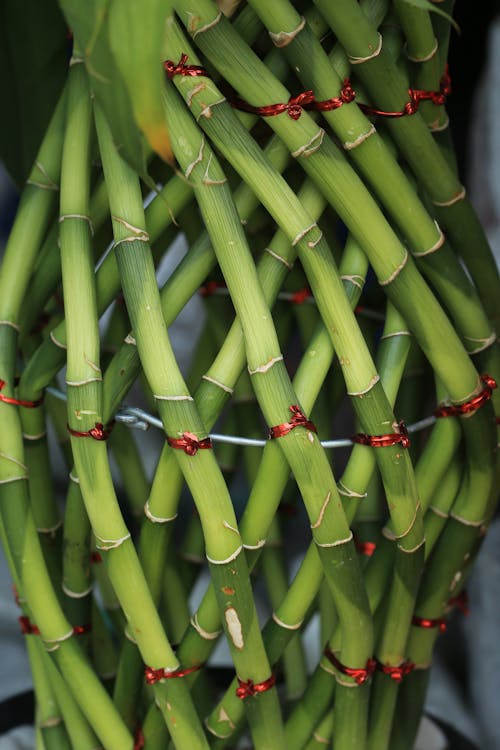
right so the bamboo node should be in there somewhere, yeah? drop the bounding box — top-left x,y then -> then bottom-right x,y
144,501 -> 178,524
406,37 -> 439,62
190,614 -> 222,640
315,530 -> 353,549
37,519 -> 63,536
269,16 -> 306,47
464,332 -> 497,354
347,374 -> 380,396
248,355 -> 283,375
412,223 -> 445,257
23,431 -> 47,441
185,136 -> 206,179
62,583 -> 93,599
49,331 -> 67,349
191,11 -> 222,37
292,223 -> 319,247
28,161 -> 59,191
264,248 -> 293,269
379,250 -> 409,286
59,214 -> 94,235
95,533 -> 131,550
292,128 -> 325,158
272,613 -> 303,630
310,491 -> 332,529
202,375 -> 234,394
343,125 -> 376,150
242,539 -> 266,550
0,320 -> 20,331
338,482 -> 367,499
432,186 -> 466,207
207,546 -> 243,565
349,33 -> 383,64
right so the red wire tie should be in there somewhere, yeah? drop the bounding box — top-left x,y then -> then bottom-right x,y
199,280 -> 226,297
412,615 -> 447,633
435,374 -> 497,418
0,380 -> 44,408
18,616 -> 40,636
133,727 -> 145,750
166,432 -> 212,456
376,659 -> 415,683
355,539 -> 377,557
324,647 -> 376,686
164,53 -> 208,79
19,617 -> 91,637
144,663 -> 203,685
67,422 -> 113,441
359,69 -> 451,118
447,590 -> 470,616
352,420 -> 410,449
232,90 -> 316,121
291,287 -> 312,304
236,673 -> 276,699
313,79 -> 357,112
268,405 -> 317,439
90,551 -> 103,564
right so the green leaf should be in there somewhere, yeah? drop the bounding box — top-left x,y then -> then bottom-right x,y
59,0 -> 149,177
399,0 -> 460,33
0,0 -> 68,186
108,0 -> 173,164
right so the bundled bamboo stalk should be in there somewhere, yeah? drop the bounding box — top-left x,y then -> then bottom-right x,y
0,3 -> 498,750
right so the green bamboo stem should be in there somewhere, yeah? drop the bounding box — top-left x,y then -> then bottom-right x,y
61,60 -> 210,749
95,100 -> 285,750
305,711 -> 334,750
312,0 -> 500,327
392,1 -> 447,129
18,177 -> 110,344
167,6 -> 493,570
423,456 -> 463,555
164,74 -> 379,749
108,422 -> 150,520
27,638 -> 71,750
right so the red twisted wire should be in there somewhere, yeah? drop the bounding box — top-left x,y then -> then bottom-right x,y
435,374 -> 497,418
166,432 -> 212,456
268,405 -> 317,439
324,647 -> 376,685
67,422 -> 113,441
352,420 -> 410,449
236,673 -> 276,699
144,663 -> 203,685
0,379 -> 44,408
412,615 -> 447,633
164,53 -> 208,79
376,659 -> 415,683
